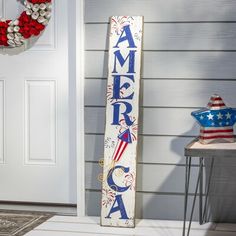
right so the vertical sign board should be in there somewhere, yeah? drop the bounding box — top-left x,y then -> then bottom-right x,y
101,16 -> 143,228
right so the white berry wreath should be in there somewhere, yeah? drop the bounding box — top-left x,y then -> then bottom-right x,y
0,0 -> 52,47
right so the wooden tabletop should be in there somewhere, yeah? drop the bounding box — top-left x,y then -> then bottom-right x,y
185,138 -> 236,158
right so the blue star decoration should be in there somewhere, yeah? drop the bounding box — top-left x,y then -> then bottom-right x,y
192,107 -> 236,127
191,94 -> 236,144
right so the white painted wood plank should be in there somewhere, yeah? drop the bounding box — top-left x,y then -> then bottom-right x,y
34,221 -> 160,235
85,107 -> 199,136
48,216 -> 100,224
48,216 -> 216,230
100,16 -> 143,227
24,219 -> 236,236
85,0 -> 236,23
26,228 -> 236,236
33,221 -> 221,236
85,79 -> 236,107
85,162 -> 200,193
85,51 -> 236,79
86,23 -> 236,50
85,134 -> 193,164
28,228 -> 233,236
135,220 -> 215,230
26,231 -> 108,236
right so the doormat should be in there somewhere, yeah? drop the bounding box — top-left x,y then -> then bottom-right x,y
0,210 -> 53,236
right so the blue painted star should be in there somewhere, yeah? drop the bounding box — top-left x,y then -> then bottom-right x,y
191,96 -> 236,128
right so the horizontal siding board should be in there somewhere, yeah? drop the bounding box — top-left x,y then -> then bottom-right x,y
85,134 -> 193,164
86,190 -> 236,221
85,79 -> 236,107
85,0 -> 236,23
85,135 -> 236,165
85,134 -> 105,162
86,162 -> 236,194
85,51 -> 236,79
85,190 -> 199,220
85,162 -> 200,193
85,79 -> 106,106
85,107 -> 199,136
86,23 -> 236,51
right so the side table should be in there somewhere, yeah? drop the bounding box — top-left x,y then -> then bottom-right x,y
183,138 -> 236,236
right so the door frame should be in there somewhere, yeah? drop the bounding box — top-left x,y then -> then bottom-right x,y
75,0 -> 85,216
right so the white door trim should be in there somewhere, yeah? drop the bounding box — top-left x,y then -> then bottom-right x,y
76,0 -> 85,216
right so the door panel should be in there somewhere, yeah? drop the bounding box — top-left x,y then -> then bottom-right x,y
25,80 -> 56,165
0,0 -> 76,204
0,80 -> 4,164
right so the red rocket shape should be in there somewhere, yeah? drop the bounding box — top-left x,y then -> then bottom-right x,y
112,129 -> 132,162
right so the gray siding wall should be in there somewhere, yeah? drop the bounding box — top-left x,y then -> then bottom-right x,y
84,0 -> 236,221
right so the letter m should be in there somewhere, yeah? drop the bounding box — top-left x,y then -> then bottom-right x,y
112,50 -> 136,74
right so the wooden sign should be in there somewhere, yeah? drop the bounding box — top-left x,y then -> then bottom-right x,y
101,16 -> 143,228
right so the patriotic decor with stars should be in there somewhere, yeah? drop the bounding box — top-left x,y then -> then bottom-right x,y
191,94 -> 236,144
101,16 -> 143,228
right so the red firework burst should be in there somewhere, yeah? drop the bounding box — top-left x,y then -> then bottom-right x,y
124,172 -> 135,190
106,84 -> 126,103
111,16 -> 133,35
102,188 -> 116,208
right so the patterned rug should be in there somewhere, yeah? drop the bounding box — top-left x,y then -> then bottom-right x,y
0,210 -> 52,236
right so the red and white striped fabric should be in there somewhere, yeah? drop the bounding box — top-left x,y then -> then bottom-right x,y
112,129 -> 132,162
207,94 -> 226,110
200,126 -> 234,144
192,94 -> 236,144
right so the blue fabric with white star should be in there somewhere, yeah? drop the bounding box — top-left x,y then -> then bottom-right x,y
191,108 -> 236,127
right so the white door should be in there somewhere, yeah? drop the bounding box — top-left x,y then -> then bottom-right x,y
0,0 -> 76,204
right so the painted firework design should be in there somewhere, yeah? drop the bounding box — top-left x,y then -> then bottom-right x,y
100,16 -> 143,228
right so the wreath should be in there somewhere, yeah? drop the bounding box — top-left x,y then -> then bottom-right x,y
0,0 -> 52,47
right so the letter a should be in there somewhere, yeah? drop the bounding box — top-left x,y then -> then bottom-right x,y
106,194 -> 129,219
114,25 -> 137,48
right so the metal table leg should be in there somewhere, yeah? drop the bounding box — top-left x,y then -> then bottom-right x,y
203,157 -> 214,223
183,157 -> 215,236
183,156 -> 192,236
186,157 -> 203,236
199,157 -> 204,225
